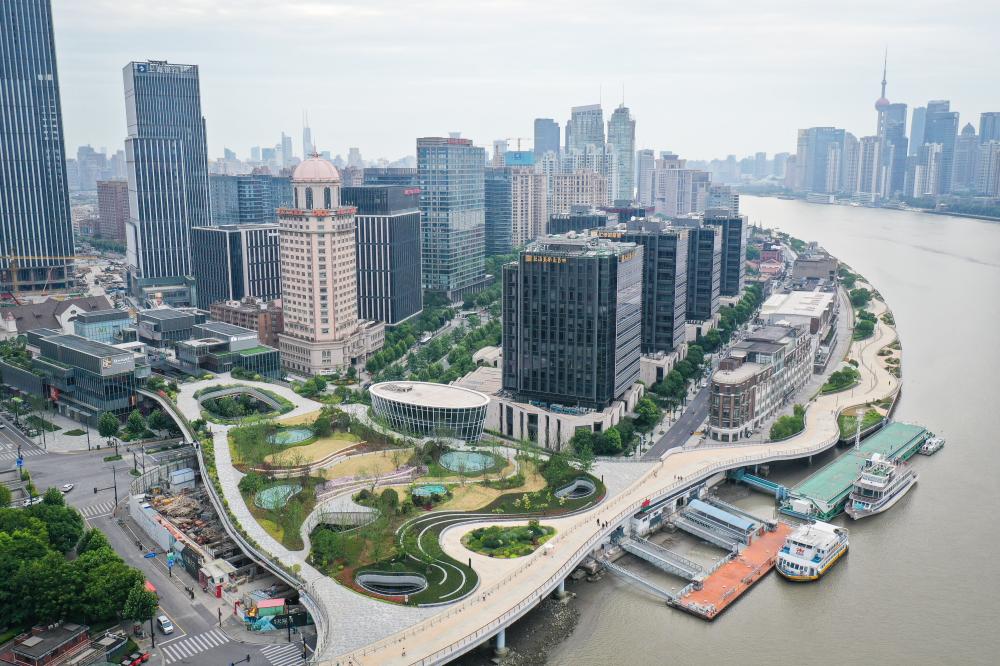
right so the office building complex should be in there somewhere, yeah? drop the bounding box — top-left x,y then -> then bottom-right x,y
533,118 -> 560,158
565,104 -> 605,153
96,180 -> 129,241
190,224 -> 281,307
208,173 -> 292,225
363,168 -> 419,187
794,127 -> 847,194
502,236 -> 642,409
706,184 -> 740,215
484,167 -> 547,255
685,226 -> 721,322
123,60 -> 210,304
607,105 -> 636,201
548,207 -> 612,235
209,298 -> 284,348
909,106 -> 926,156
176,320 -> 280,379
73,309 -> 132,345
370,381 -> 489,442
952,124 -> 980,192
550,171 -> 608,215
277,157 -> 384,374
417,137 -> 487,300
704,214 -> 748,297
651,154 -> 710,217
923,100 -> 959,194
341,185 -> 423,325
485,168 -> 514,255
708,325 -> 813,442
596,221 -> 689,354
980,112 -> 1000,144
1,0 -> 76,293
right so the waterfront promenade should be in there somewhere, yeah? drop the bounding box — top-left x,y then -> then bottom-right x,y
333,290 -> 899,665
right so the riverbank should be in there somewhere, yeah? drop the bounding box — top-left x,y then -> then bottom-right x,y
743,192 -> 1000,224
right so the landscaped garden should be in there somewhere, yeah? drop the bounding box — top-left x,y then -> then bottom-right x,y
821,366 -> 861,394
463,520 -> 555,558
196,385 -> 294,424
838,408 -> 884,440
238,470 -> 322,550
853,309 -> 877,340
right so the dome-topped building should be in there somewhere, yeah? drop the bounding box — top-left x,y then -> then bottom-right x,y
292,155 -> 340,183
290,155 -> 341,211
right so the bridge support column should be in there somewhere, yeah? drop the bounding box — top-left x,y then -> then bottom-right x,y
494,628 -> 509,657
555,579 -> 568,601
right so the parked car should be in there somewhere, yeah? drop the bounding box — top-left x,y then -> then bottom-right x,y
61,483 -> 74,493
124,652 -> 150,666
156,615 -> 173,634
22,497 -> 43,507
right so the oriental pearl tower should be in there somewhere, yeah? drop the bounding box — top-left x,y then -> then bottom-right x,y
874,51 -> 891,198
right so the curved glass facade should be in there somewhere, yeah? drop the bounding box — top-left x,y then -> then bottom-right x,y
371,391 -> 487,442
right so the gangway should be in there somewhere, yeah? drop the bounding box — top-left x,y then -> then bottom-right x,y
620,537 -> 703,581
683,499 -> 756,545
672,515 -> 740,551
704,497 -> 775,531
728,468 -> 789,500
602,560 -> 678,602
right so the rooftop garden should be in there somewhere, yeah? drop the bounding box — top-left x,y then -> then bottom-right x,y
463,520 -> 555,559
194,384 -> 294,424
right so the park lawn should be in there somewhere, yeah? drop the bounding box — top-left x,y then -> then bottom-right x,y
263,433 -> 361,466
435,462 -> 546,511
321,449 -> 403,480
277,410 -> 324,426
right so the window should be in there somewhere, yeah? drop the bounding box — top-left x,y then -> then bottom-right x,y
324,187 -> 332,208
305,188 -> 314,209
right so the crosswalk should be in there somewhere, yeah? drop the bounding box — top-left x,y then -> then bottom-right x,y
78,500 -> 116,519
161,629 -> 229,664
261,643 -> 305,666
0,448 -> 45,461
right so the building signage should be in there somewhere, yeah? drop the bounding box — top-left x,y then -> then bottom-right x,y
523,255 -> 567,264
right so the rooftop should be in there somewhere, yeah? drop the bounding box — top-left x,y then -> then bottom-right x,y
762,291 -> 835,319
44,334 -> 131,359
370,381 -> 490,409
196,321 -> 258,339
292,156 -> 340,183
13,623 -> 88,658
525,235 -> 638,258
712,360 -> 764,385
454,366 -> 502,394
140,307 -> 200,322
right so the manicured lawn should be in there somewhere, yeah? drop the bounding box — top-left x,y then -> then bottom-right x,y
435,461 -> 546,511
264,433 -> 360,466
463,521 -> 555,558
321,449 -> 405,480
838,409 -> 884,440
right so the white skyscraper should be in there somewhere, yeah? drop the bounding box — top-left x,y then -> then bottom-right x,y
607,105 -> 636,202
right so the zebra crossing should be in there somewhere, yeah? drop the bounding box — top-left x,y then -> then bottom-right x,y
260,642 -> 306,666
78,500 -> 115,519
161,629 -> 229,664
0,448 -> 45,461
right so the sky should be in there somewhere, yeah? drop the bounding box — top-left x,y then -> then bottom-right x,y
53,0 -> 1000,163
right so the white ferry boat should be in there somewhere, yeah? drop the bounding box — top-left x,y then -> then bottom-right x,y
845,453 -> 918,519
919,436 -> 945,455
776,521 -> 849,581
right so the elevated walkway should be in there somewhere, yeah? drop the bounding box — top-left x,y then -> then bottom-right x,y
603,560 -> 678,602
620,537 -> 703,581
727,468 -> 789,500
782,421 -> 928,520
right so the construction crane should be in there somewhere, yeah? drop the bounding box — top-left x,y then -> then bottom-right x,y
2,254 -> 101,304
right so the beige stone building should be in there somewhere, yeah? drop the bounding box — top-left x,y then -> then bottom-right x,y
510,168 -> 548,245
549,170 -> 607,215
277,157 -> 383,375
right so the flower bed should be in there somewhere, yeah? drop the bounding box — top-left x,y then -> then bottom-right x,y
462,520 -> 555,558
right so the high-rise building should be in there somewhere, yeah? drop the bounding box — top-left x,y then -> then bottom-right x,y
706,184 -> 740,216
277,156 -> 384,374
872,59 -> 908,197
348,147 -> 363,168
704,214 -> 747,297
209,298 -> 284,348
772,152 -> 790,178
909,106 -> 926,156
924,100 -> 959,194
484,168 -> 513,255
752,152 -> 769,179
561,143 -> 620,201
857,136 -> 881,196
485,165 -> 547,255
302,115 -> 314,159
908,143 -> 944,197
492,139 -> 507,167
96,180 -> 129,242
341,186 -> 422,325
1,0 -> 76,294
281,132 -> 293,168
250,146 -> 261,162
979,112 -> 1000,143
952,123 -> 980,192
976,141 -> 1000,196
416,137 -> 487,300
794,127 -> 847,193
685,226 -> 721,322
548,207 -> 613,235
651,154 -> 710,217
636,149 -> 656,206
502,236 -> 642,409
607,105 -> 636,201
208,173 -> 292,225
123,60 -> 210,305
550,171 -> 608,215
565,104 -> 605,153
596,221 -> 688,354
190,224 -> 281,307
533,118 -> 560,158
363,168 -> 419,187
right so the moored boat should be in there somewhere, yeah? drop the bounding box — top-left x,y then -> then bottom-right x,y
776,521 -> 849,581
845,453 -> 918,519
919,436 -> 945,455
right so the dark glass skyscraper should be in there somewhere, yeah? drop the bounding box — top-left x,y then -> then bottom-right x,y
123,60 -> 210,302
0,0 -> 75,293
685,226 -> 721,322
190,224 -> 281,308
704,214 -> 747,297
416,137 -> 486,300
503,236 -> 642,409
980,112 -> 1000,144
533,118 -> 560,158
208,173 -> 291,225
485,167 -> 514,255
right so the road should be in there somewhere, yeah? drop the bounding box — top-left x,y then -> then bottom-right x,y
2,429 -> 305,666
642,384 -> 711,460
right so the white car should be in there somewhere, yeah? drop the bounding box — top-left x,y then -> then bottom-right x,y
22,496 -> 43,507
61,483 -> 74,494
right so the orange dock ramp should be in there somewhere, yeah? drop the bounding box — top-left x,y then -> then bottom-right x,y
677,522 -> 793,620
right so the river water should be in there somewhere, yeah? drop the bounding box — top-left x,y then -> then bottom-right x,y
543,197 -> 1000,666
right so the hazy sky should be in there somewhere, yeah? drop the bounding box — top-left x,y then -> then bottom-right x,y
53,0 -> 999,162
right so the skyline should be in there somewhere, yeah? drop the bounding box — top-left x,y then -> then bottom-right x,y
53,0 -> 998,161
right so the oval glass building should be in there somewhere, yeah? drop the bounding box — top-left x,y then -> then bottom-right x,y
369,381 -> 489,441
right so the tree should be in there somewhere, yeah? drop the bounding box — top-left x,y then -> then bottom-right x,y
27,503 -> 83,554
0,485 -> 11,508
42,486 -> 64,506
596,428 -> 623,455
126,409 -> 146,435
380,488 -> 399,512
123,583 -> 159,623
634,397 -> 662,432
575,440 -> 595,473
97,411 -> 120,454
147,409 -> 171,433
850,287 -> 871,307
77,528 -> 111,554
854,319 -> 875,339
313,414 -> 332,438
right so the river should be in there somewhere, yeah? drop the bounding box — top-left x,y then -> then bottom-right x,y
538,197 -> 1000,666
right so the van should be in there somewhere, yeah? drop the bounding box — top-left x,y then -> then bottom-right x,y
156,615 -> 174,634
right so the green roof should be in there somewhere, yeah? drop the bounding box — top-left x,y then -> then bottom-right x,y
792,422 -> 927,505
237,346 -> 277,356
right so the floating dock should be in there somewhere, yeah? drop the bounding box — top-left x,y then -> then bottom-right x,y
675,522 -> 793,620
781,421 -> 929,520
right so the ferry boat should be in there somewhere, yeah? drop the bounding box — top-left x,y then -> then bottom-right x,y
919,436 -> 945,455
845,453 -> 918,519
776,521 -> 849,581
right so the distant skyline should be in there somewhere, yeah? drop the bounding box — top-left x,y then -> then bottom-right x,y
54,0 -> 999,161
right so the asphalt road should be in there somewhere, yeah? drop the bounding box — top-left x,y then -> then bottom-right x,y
642,383 -> 712,460
3,431 -> 305,666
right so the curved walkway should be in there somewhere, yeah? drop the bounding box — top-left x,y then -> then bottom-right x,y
333,293 -> 900,665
